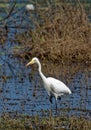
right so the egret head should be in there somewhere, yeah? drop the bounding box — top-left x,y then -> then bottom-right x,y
26,57 -> 39,66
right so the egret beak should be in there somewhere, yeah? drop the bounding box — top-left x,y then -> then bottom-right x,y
26,60 -> 34,67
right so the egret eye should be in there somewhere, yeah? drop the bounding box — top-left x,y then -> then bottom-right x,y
33,59 -> 36,62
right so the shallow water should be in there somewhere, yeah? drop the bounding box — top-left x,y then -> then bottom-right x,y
0,2 -> 91,118
0,47 -> 91,118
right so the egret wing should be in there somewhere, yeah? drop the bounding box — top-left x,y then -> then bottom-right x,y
47,77 -> 71,94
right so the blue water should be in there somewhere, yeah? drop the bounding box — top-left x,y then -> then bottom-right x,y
0,2 -> 91,118
0,47 -> 91,118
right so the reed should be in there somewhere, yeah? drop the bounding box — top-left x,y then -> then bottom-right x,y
15,1 -> 91,66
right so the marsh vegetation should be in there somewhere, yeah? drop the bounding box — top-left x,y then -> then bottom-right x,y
0,114 -> 91,130
15,1 -> 91,66
0,1 -> 91,130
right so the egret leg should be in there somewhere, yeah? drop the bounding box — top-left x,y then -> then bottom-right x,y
49,96 -> 53,116
49,95 -> 53,104
55,99 -> 58,114
58,96 -> 61,100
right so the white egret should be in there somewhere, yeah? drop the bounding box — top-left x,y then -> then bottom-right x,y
26,57 -> 71,113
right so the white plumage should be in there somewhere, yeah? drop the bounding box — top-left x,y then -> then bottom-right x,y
26,57 -> 71,113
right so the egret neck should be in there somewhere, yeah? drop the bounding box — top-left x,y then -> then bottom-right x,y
37,60 -> 46,82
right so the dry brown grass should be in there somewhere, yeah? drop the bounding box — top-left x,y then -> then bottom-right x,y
15,2 -> 91,65
0,114 -> 91,130
0,29 -> 7,44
